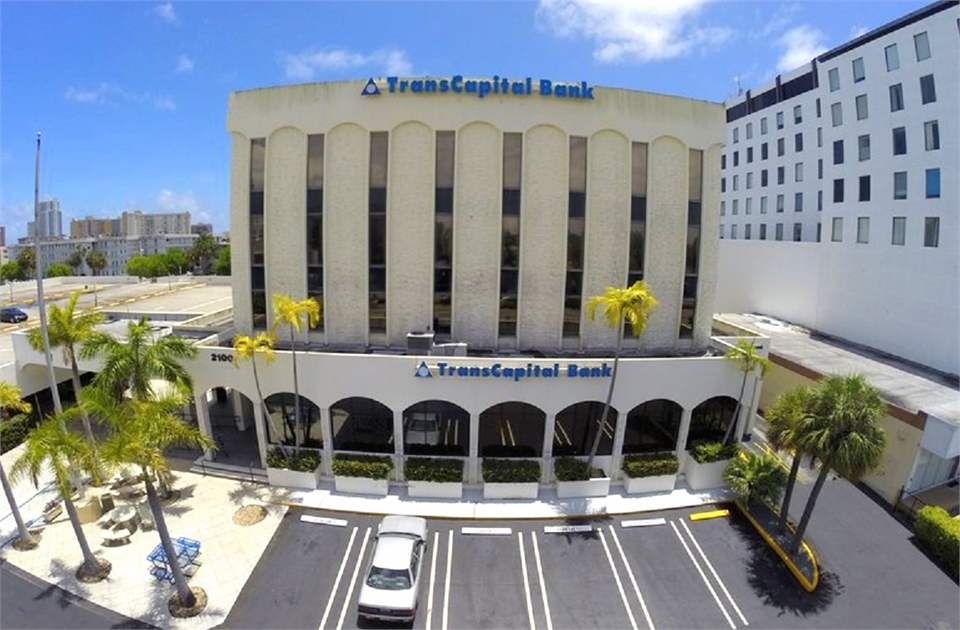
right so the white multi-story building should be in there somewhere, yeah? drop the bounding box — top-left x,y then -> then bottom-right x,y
120,210 -> 191,237
718,0 -> 959,376
27,198 -> 63,239
8,234 -> 198,277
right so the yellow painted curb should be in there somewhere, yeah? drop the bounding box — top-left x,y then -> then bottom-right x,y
734,499 -> 819,592
689,509 -> 730,521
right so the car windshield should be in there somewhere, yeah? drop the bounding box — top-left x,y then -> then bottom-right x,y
409,419 -> 437,431
366,566 -> 412,590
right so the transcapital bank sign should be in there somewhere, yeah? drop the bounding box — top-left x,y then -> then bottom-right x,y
414,361 -> 611,382
362,75 -> 595,100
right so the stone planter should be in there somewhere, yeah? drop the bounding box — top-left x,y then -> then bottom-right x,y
483,482 -> 540,500
557,477 -> 611,498
266,466 -> 322,490
623,473 -> 678,495
335,476 -> 389,496
407,481 -> 464,500
42,504 -> 63,523
685,458 -> 731,490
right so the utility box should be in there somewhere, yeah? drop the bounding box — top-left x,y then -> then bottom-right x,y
407,331 -> 435,353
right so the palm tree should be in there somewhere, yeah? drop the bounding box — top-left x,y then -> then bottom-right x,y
722,338 -> 771,444
765,386 -> 814,531
724,450 -> 787,507
79,317 -> 197,402
584,281 -> 658,473
271,294 -> 320,454
189,233 -> 219,275
9,411 -> 109,580
233,332 -> 286,455
85,388 -> 213,608
0,382 -> 38,550
789,374 -> 887,554
27,291 -> 105,441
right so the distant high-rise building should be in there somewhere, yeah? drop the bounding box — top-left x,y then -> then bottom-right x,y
0,225 -> 5,247
71,216 -> 118,238
29,198 -> 63,239
120,210 -> 191,236
191,222 -> 213,236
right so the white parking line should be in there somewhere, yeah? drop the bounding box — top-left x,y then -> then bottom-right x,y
597,529 -> 639,630
679,520 -> 748,626
530,531 -> 553,630
426,531 -> 440,630
669,521 -> 735,629
442,530 -> 453,630
318,526 -> 359,630
518,532 -> 537,630
334,527 -> 372,630
607,525 -> 655,630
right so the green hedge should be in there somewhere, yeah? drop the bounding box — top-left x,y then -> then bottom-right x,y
482,458 -> 540,483
689,441 -> 739,464
0,415 -> 37,455
332,454 -> 393,480
553,456 -> 591,481
915,505 -> 959,580
265,447 -> 321,472
404,458 -> 464,483
621,452 -> 680,478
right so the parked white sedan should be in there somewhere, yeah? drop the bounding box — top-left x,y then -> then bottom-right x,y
357,515 -> 428,623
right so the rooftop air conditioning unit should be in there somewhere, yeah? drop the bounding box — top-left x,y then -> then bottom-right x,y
407,331 -> 435,353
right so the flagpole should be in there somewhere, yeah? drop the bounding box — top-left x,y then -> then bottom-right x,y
34,131 -> 63,414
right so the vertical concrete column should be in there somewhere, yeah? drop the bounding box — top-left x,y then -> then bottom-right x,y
541,413 -> 557,484
610,410 -> 627,481
252,402 -> 267,468
194,390 -> 214,462
675,407 -> 693,473
230,389 -> 247,431
739,372 -> 763,441
468,412 -> 481,484
693,144 -> 722,346
320,407 -> 334,477
228,132 -> 253,333
393,409 -> 405,482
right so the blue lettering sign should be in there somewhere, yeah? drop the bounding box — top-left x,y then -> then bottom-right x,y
365,76 -> 594,100
416,361 -> 608,381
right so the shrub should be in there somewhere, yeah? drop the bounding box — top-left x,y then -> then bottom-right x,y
482,458 -> 540,483
332,454 -> 392,480
689,440 -> 739,464
1,414 -> 36,455
265,447 -> 321,472
915,505 -> 959,580
553,456 -> 591,481
621,452 -> 680,478
405,458 -> 464,483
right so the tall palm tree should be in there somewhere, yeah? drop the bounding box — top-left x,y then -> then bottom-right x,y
0,382 -> 38,550
724,450 -> 787,507
79,317 -> 197,402
765,386 -> 814,531
271,294 -> 320,454
9,411 -> 109,580
27,291 -> 105,441
85,388 -> 213,608
584,281 -> 658,472
233,332 -> 286,455
790,374 -> 887,554
722,338 -> 771,444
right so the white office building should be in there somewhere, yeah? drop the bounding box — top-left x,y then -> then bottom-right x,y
27,198 -> 63,239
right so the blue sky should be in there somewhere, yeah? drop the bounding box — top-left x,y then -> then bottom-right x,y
0,0 -> 929,242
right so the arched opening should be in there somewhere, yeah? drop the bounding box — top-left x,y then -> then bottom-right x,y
331,396 -> 394,454
264,392 -> 323,450
554,401 -> 618,456
402,400 -> 469,456
686,396 -> 738,448
623,399 -> 682,454
479,402 -> 545,458
199,386 -> 260,465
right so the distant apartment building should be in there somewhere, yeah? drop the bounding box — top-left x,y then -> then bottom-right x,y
191,222 -> 213,236
70,216 -> 120,239
8,234 -> 199,277
27,198 -> 63,239
0,225 -> 6,247
120,210 -> 191,236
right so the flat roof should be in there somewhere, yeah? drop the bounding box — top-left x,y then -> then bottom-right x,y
718,313 -> 960,427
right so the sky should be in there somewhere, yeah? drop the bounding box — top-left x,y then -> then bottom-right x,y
0,0 -> 931,242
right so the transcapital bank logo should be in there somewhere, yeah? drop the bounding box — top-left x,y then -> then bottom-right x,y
414,361 -> 611,382
362,75 -> 594,100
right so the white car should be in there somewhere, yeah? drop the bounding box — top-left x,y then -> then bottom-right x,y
358,515 -> 428,623
404,413 -> 441,446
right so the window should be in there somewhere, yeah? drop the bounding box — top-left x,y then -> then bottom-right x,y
564,135 -> 587,337
859,175 -> 871,201
833,140 -> 844,165
499,132 -> 523,336
833,178 -> 844,203
885,43 -> 900,71
858,134 -> 871,161
760,117 -> 768,135
924,120 -> 940,150
433,131 -> 455,336
777,138 -> 785,157
776,111 -> 784,129
761,142 -> 768,160
720,225 -> 724,239
720,201 -> 725,216
747,147 -> 754,163
926,168 -> 940,198
793,105 -> 802,124
777,166 -> 784,185
368,132 -> 389,334
816,222 -> 822,242
731,224 -> 738,239
794,192 -> 803,212
733,174 -> 739,191
894,171 -> 907,199
733,127 -> 739,143
832,217 -> 843,242
794,133 -> 803,152
721,177 -> 726,193
892,127 -> 907,155
721,154 -> 727,170
855,94 -> 869,120
746,172 -> 753,189
746,122 -> 753,140
733,151 -> 739,167
891,217 -> 906,246
761,169 -> 768,187
793,222 -> 802,242
852,57 -> 865,82
818,158 -> 823,179
831,102 -> 843,127
828,67 -> 840,91
889,83 -> 904,111
914,31 -> 931,61
816,98 -> 821,118
924,217 -> 939,247
732,199 -> 739,215
760,196 -> 768,214
817,127 -> 822,148
745,198 -> 753,214
795,162 -> 803,183
817,190 -> 823,211
744,224 -> 752,240
857,217 -> 869,244
759,223 -> 767,240
920,74 -> 937,104
775,223 -> 784,241
776,194 -> 784,213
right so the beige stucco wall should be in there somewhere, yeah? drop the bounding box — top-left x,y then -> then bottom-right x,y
230,132 -> 252,333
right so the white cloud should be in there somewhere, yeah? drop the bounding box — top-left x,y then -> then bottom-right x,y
175,54 -> 194,73
156,189 -> 200,214
755,2 -> 800,38
776,25 -> 828,72
154,96 -> 176,110
153,3 -> 178,24
281,46 -> 412,80
850,24 -> 869,39
535,0 -> 732,63
64,83 -> 174,110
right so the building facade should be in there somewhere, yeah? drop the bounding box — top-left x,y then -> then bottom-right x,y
71,216 -> 120,239
120,210 -> 192,237
27,198 -> 63,239
8,234 -> 198,277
